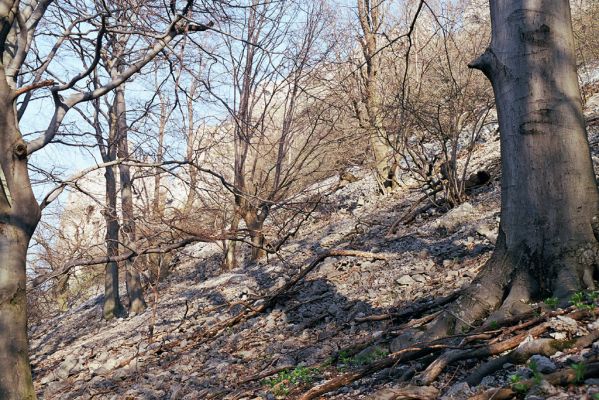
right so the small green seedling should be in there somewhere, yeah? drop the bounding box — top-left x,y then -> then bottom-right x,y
570,292 -> 594,311
528,359 -> 542,385
572,362 -> 586,384
263,366 -> 321,397
337,347 -> 389,368
544,297 -> 559,309
489,320 -> 499,330
509,374 -> 529,394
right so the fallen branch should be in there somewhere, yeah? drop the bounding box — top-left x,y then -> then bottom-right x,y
355,291 -> 460,323
416,322 -> 551,385
387,188 -> 442,235
297,343 -> 452,400
111,249 -> 386,372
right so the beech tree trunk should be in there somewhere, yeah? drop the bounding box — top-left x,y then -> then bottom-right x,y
428,0 -> 599,337
0,69 -> 40,399
115,84 -> 146,315
100,81 -> 126,320
102,163 -> 126,320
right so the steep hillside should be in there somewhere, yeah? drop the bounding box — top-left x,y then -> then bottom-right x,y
29,97 -> 599,399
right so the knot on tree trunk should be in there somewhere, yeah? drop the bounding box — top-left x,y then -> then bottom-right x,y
13,142 -> 27,159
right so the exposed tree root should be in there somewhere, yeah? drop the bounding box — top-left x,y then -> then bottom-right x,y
467,329 -> 599,386
418,307 -> 599,385
297,306 -> 598,399
466,338 -> 562,386
416,322 -> 550,385
297,343 -> 451,400
354,291 -> 461,323
370,385 -> 439,399
412,228 -> 599,348
470,361 -> 599,400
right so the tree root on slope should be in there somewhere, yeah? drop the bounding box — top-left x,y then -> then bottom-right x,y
467,329 -> 599,386
296,307 -> 599,400
470,360 -> 599,400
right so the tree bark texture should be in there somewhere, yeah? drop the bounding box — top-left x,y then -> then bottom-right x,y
0,67 -> 40,399
429,0 -> 599,336
101,82 -> 126,320
115,84 -> 146,315
102,162 -> 126,320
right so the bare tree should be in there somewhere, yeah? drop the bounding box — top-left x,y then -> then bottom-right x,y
208,0 -> 341,267
0,0 -> 212,395
396,3 -> 494,206
354,0 -> 398,193
419,0 -> 599,341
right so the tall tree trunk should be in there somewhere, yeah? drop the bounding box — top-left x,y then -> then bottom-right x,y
184,82 -> 198,215
115,84 -> 146,315
0,70 -> 40,398
102,163 -> 126,320
425,0 -> 599,339
357,0 -> 396,193
153,99 -> 166,219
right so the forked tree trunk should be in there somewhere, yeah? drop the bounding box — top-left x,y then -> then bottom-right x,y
115,84 -> 146,315
427,0 -> 599,337
0,71 -> 40,399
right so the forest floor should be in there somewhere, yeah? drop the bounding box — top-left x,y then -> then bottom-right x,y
29,91 -> 599,399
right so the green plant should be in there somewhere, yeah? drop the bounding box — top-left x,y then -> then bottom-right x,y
544,296 -> 559,309
509,374 -> 529,394
572,362 -> 586,384
263,366 -> 321,397
592,392 -> 599,400
571,291 -> 585,307
336,347 -> 389,369
528,359 -> 542,385
489,320 -> 499,330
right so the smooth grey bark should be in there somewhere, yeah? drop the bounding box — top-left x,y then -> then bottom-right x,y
0,68 -> 40,399
183,82 -> 199,215
101,150 -> 126,319
426,0 -> 599,337
114,84 -> 146,315
96,76 -> 126,320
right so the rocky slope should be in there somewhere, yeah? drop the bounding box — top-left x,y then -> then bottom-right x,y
28,92 -> 599,399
